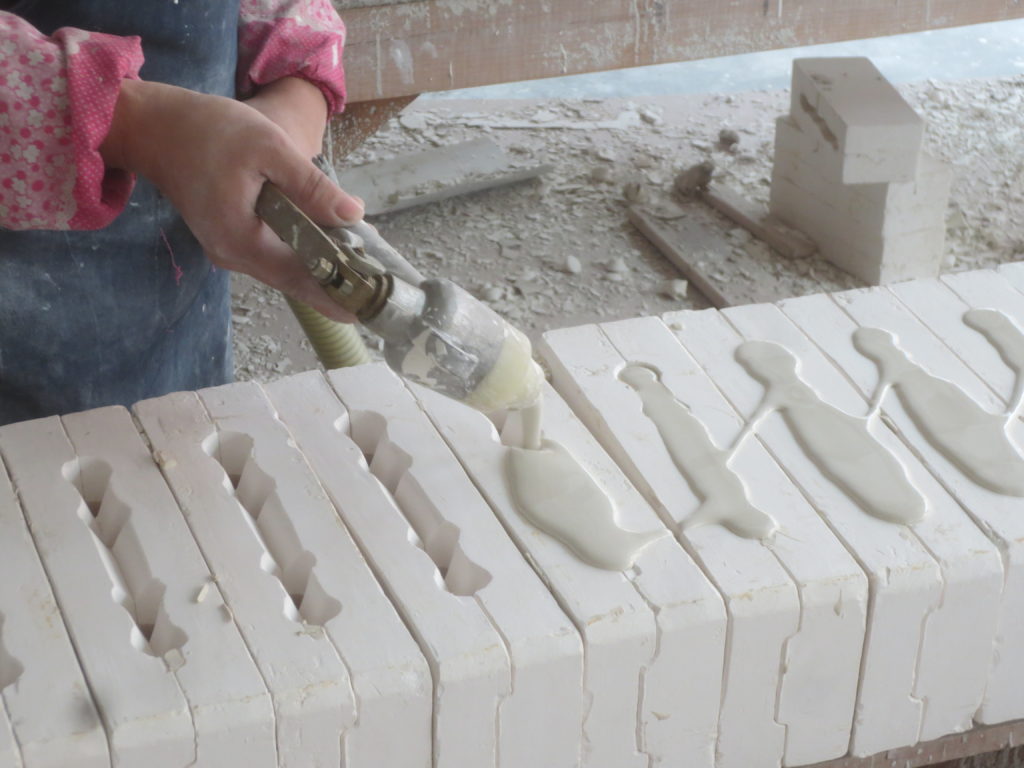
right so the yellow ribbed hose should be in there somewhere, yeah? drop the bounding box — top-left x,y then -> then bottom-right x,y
285,296 -> 372,369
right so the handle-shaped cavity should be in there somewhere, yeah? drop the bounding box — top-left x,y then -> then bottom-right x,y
204,432 -> 343,626
61,458 -> 189,659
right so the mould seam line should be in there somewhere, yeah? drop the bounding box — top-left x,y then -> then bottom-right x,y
0,429 -> 116,764
161,404 -> 280,768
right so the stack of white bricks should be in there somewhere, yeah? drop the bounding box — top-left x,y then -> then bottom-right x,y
770,57 -> 953,285
1,263 -> 1022,767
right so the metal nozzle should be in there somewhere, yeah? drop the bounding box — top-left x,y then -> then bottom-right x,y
364,278 -> 508,403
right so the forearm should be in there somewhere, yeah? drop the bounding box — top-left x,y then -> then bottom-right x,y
245,76 -> 329,159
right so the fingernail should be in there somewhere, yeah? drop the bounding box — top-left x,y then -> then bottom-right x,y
338,202 -> 364,226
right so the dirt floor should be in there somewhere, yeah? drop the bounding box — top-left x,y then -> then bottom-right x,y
232,74 -> 1024,382
231,77 -> 1024,768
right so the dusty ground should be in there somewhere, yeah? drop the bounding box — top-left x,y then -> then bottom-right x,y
232,75 -> 1024,381
231,78 -> 1024,767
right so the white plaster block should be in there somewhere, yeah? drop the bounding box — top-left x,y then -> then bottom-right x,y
62,406 -> 277,766
772,125 -> 952,237
997,261 -> 1024,293
664,307 -> 942,757
773,114 -> 844,184
540,317 -> 868,767
409,371 -> 726,768
789,57 -> 924,184
770,174 -> 947,284
768,294 -> 1005,741
272,368 -> 578,768
133,390 -> 357,768
0,703 -> 18,768
0,455 -> 109,767
0,416 -> 194,767
892,272 -> 1023,419
193,381 -> 432,768
887,273 -> 1024,724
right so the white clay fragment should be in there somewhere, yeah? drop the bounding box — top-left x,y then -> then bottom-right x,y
660,278 -> 689,300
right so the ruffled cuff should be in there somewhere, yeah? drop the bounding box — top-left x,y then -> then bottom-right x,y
237,2 -> 347,115
57,27 -> 144,230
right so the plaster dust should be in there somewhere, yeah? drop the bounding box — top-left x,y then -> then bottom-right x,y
232,75 -> 1024,384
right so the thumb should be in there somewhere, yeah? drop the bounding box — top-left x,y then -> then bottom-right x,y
266,144 -> 364,228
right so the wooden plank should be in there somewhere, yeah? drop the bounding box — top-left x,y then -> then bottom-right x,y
628,206 -> 735,308
336,138 -> 550,216
700,183 -> 818,260
807,719 -> 1024,767
335,1 -> 1024,102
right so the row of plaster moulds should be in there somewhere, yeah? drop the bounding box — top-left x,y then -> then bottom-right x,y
409,374 -> 728,768
265,367 -> 584,768
670,296 -> 1006,756
788,267 -> 1024,726
0,454 -> 108,767
538,317 -> 868,768
133,383 -> 432,768
0,407 -> 276,767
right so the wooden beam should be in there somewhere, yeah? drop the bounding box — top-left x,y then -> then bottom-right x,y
806,719 -> 1024,768
628,205 -> 737,309
335,1 -> 1024,102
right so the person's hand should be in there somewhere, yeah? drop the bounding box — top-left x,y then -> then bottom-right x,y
99,78 -> 363,322
244,76 -> 330,160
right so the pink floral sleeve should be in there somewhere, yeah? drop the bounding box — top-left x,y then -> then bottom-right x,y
0,4 -> 346,232
238,0 -> 347,116
0,12 -> 143,230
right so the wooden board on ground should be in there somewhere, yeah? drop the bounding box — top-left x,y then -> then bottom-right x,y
336,138 -> 550,216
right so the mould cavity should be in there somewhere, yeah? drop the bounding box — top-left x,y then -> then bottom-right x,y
61,457 -> 188,659
354,412 -> 492,597
204,431 -> 342,626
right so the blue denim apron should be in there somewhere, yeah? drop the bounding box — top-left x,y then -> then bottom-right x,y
0,1 -> 239,425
